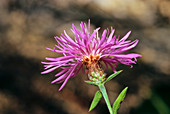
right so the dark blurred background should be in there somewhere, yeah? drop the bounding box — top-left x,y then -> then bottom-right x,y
0,0 -> 170,114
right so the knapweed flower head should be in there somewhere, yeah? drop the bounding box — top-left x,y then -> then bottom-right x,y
41,20 -> 142,91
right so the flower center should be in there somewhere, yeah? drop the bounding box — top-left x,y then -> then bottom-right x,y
82,54 -> 100,69
82,54 -> 106,83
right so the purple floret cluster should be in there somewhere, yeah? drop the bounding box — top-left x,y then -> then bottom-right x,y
41,20 -> 142,91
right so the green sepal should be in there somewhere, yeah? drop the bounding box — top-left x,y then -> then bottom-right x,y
102,70 -> 122,84
85,80 -> 97,85
89,90 -> 102,112
112,87 -> 128,114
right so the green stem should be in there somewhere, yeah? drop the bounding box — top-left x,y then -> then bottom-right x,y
150,92 -> 170,114
98,84 -> 113,114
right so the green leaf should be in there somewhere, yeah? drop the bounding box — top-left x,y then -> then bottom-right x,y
112,87 -> 128,114
103,70 -> 122,84
89,90 -> 102,112
85,80 -> 97,85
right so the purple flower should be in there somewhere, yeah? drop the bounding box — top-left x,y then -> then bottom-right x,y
41,20 -> 142,91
